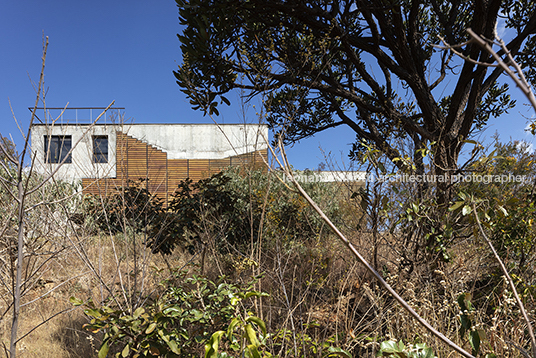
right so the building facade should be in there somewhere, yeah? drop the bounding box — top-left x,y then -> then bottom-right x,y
31,122 -> 268,203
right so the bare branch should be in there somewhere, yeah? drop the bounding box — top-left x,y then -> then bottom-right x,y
19,37 -> 49,173
14,307 -> 77,344
466,28 -> 536,111
473,203 -> 536,358
20,271 -> 90,308
260,131 -> 476,358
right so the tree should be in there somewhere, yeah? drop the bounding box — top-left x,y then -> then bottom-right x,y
174,0 -> 536,203
0,135 -> 16,168
462,139 -> 536,267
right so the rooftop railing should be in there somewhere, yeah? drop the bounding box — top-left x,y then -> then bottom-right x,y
29,107 -> 126,125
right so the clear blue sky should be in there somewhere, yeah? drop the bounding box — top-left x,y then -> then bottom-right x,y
0,1 -> 534,170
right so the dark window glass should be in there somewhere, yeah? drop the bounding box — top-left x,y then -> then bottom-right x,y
44,135 -> 72,163
93,136 -> 108,163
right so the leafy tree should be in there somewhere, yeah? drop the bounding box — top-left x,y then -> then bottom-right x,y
83,179 -> 165,241
150,172 -> 252,255
460,139 -> 536,268
174,0 -> 536,203
149,169 -> 342,255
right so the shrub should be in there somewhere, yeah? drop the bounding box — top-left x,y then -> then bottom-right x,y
73,271 -> 268,358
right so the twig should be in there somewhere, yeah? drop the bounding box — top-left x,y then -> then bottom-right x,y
466,28 -> 536,112
20,271 -> 90,308
261,131 -> 476,358
473,203 -> 536,358
14,307 -> 77,344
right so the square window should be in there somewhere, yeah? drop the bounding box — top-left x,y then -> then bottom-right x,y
93,136 -> 108,163
44,135 -> 72,163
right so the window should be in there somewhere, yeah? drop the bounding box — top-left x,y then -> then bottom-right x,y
44,135 -> 72,163
93,136 -> 108,163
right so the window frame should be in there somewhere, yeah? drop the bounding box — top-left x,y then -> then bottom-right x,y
92,135 -> 108,163
44,135 -> 72,164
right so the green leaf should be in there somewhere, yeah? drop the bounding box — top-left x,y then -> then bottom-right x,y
227,317 -> 240,340
449,201 -> 464,212
377,162 -> 386,174
163,306 -> 182,316
167,340 -> 181,354
133,307 -> 145,318
146,322 -> 157,334
244,291 -> 265,299
505,197 -> 519,205
462,205 -> 472,216
423,347 -> 435,358
246,344 -> 261,358
245,316 -> 266,336
244,324 -> 260,346
121,344 -> 130,357
69,296 -> 83,306
84,308 -> 102,318
98,339 -> 109,358
470,330 -> 481,355
379,340 -> 398,353
397,340 -> 406,352
205,330 -> 225,358
326,346 -> 352,357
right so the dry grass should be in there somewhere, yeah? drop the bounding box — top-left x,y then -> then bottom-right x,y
1,193 -> 535,358
0,233 -> 189,358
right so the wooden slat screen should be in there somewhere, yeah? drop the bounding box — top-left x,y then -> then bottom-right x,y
82,131 -> 269,205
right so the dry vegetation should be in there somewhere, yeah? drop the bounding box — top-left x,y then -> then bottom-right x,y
0,228 -> 187,357
1,162 -> 535,358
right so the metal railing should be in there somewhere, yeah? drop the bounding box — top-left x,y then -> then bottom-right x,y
29,107 -> 126,125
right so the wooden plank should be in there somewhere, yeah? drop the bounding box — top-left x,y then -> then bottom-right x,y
209,158 -> 231,175
188,159 -> 210,181
168,159 -> 188,194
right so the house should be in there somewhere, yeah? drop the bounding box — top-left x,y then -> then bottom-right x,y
31,108 -> 268,203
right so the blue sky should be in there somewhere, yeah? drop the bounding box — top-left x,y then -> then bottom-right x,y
0,1 -> 534,170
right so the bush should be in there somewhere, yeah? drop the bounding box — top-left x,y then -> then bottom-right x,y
84,168 -> 345,256
73,271 -> 268,358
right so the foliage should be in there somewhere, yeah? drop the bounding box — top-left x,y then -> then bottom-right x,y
456,293 -> 483,356
174,0 -> 535,202
452,140 -> 536,267
73,272 -> 268,358
269,328 -> 352,358
73,267 -> 356,358
377,340 -> 436,358
151,171 -> 254,255
85,168 -> 343,256
203,312 -> 271,358
83,179 -> 165,236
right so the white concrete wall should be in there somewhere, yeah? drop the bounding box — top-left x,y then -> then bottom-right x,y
31,123 -> 268,182
124,123 -> 268,159
31,124 -> 117,182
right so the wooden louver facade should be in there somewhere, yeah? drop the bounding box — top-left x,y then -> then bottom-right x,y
81,131 -> 267,203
